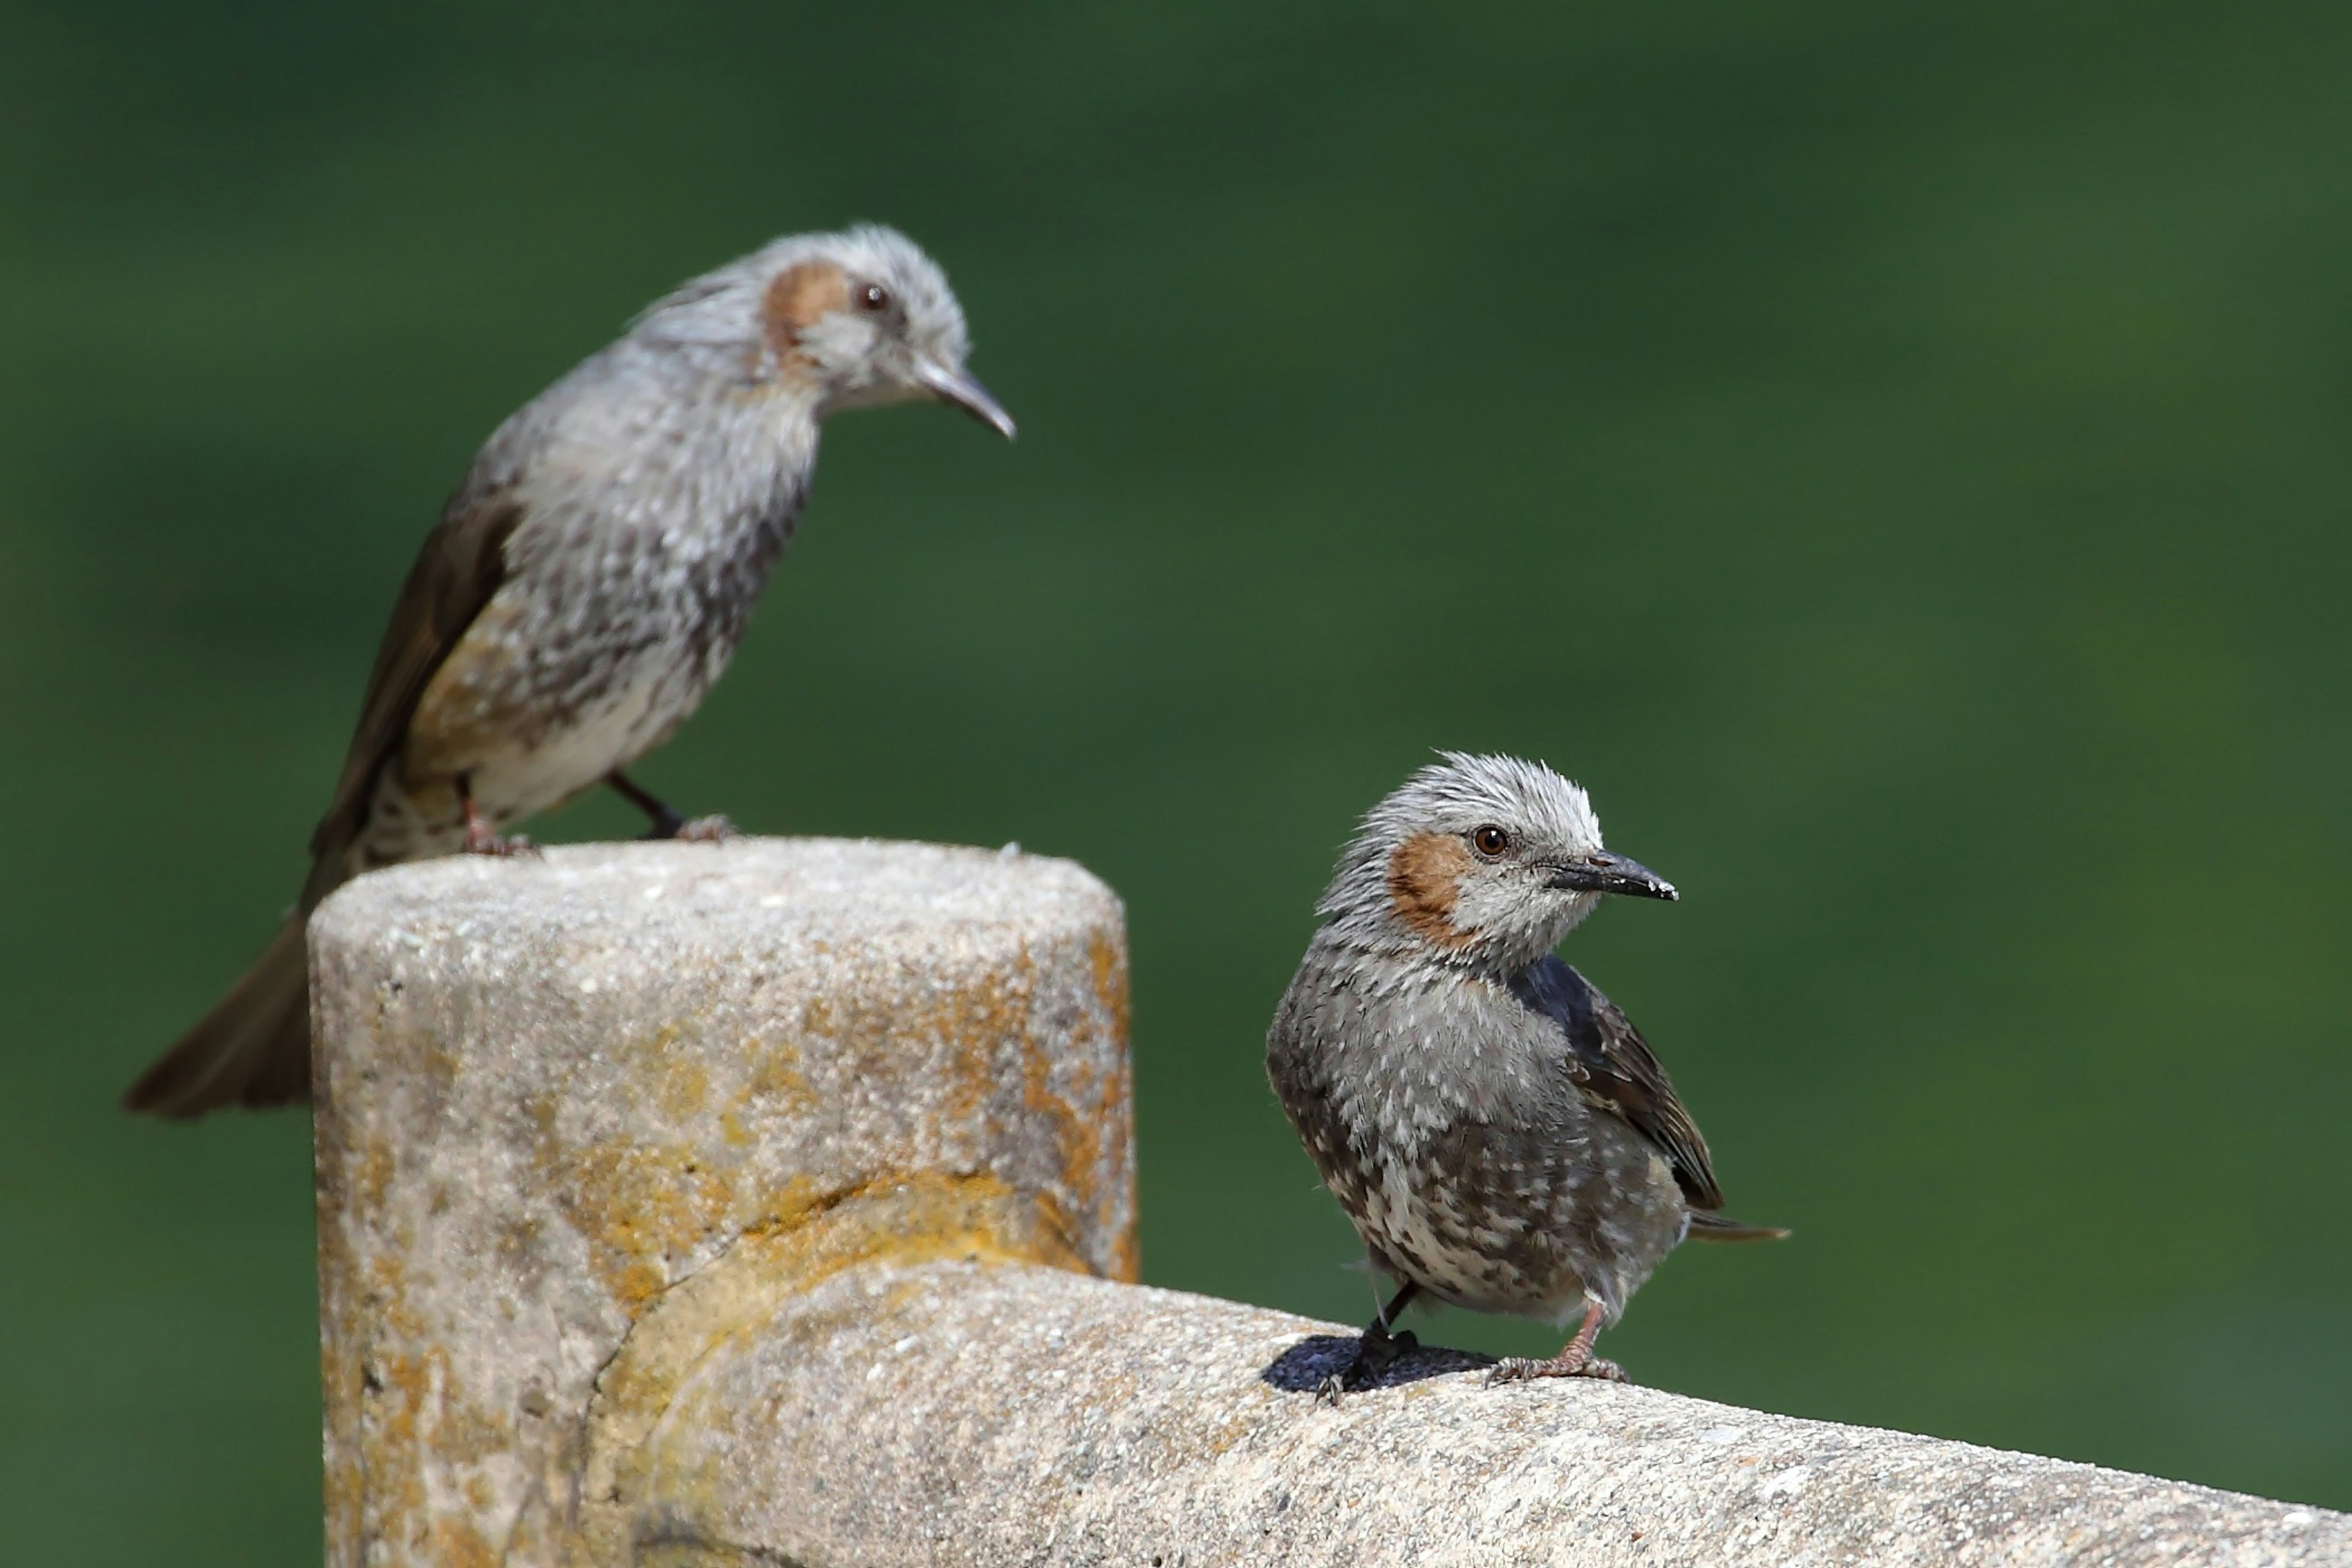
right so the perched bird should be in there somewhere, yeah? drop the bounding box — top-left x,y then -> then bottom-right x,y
125,225 -> 1015,1118
1265,753 -> 1783,1392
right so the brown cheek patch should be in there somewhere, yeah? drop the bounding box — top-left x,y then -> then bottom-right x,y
1387,832 -> 1475,949
760,262 -> 851,367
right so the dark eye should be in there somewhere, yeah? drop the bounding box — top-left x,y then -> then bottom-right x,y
858,282 -> 891,312
1471,824 -> 1510,858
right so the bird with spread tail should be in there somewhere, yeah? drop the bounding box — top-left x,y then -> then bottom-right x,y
1266,753 -> 1784,1394
125,225 -> 1014,1118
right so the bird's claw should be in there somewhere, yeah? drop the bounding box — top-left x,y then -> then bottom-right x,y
639,811 -> 736,842
1317,1326 -> 1420,1403
462,827 -> 540,859
1485,1352 -> 1628,1387
459,790 -> 538,858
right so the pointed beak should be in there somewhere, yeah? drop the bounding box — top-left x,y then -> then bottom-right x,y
1548,851 -> 1678,902
914,360 -> 1017,440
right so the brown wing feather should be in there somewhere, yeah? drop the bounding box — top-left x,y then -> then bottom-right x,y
301,484 -> 524,903
1512,955 -> 1725,1210
126,476 -> 522,1115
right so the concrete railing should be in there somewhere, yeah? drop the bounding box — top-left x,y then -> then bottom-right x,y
308,839 -> 2348,1567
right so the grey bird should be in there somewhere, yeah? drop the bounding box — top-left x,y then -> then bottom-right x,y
125,224 -> 1015,1118
1265,752 -> 1784,1392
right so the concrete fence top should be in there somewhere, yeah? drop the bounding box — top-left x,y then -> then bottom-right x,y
304,839 -> 2350,1567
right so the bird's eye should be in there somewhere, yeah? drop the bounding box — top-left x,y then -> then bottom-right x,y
1471,824 -> 1510,858
858,283 -> 891,312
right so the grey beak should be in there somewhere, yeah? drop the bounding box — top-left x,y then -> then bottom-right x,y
1549,851 -> 1678,902
914,360 -> 1017,440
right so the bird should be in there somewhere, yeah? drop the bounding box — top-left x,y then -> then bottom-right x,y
1265,752 -> 1784,1394
124,224 -> 1016,1118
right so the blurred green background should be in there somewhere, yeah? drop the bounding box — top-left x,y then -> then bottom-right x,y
4,0 -> 2350,1556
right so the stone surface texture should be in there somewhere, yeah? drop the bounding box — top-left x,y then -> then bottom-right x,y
311,837 -> 2350,1568
636,1259 -> 2352,1567
308,839 -> 1134,1567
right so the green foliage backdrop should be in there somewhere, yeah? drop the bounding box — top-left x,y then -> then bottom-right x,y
2,2 -> 2347,1556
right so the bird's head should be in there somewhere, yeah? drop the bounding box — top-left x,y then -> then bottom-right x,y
635,224 -> 1014,438
1319,752 -> 1677,969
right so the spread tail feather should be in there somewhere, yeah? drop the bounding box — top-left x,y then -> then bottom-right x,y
1687,1211 -> 1790,1243
123,918 -> 312,1117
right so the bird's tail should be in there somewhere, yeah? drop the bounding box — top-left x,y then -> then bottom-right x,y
1687,1211 -> 1791,1243
123,917 -> 312,1117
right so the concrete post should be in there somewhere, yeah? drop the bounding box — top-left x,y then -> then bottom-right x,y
309,840 -> 2350,1567
308,839 -> 1135,1566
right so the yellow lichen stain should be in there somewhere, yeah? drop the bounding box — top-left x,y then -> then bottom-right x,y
636,1010 -> 721,1093
613,1261 -> 667,1305
429,1515 -> 498,1568
1089,929 -> 1131,1042
322,1458 -> 363,1559
355,1136 -> 397,1215
718,1036 -> 816,1148
734,1172 -> 837,1238
1085,932 -> 1144,1281
511,1007 -> 774,1316
552,1136 -> 735,1312
1095,1037 -> 1141,1281
332,1112 -> 583,1565
635,1545 -> 744,1568
1020,1000 -> 1110,1272
410,1023 -> 466,1107
574,1168 -> 1085,1561
495,1213 -> 544,1269
593,1174 -> 1076,1427
945,963 -> 1030,1128
655,1054 -> 709,1122
1030,1187 -> 1080,1264
366,1346 -> 435,1528
1104,1196 -> 1143,1285
349,1321 -> 527,1564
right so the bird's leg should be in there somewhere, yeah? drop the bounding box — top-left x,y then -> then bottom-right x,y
458,775 -> 538,858
1487,1298 -> 1627,1386
605,771 -> 733,843
1314,1281 -> 1422,1404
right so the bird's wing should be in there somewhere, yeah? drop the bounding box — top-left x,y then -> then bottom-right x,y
303,481 -> 525,895
1511,955 -> 1726,1211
